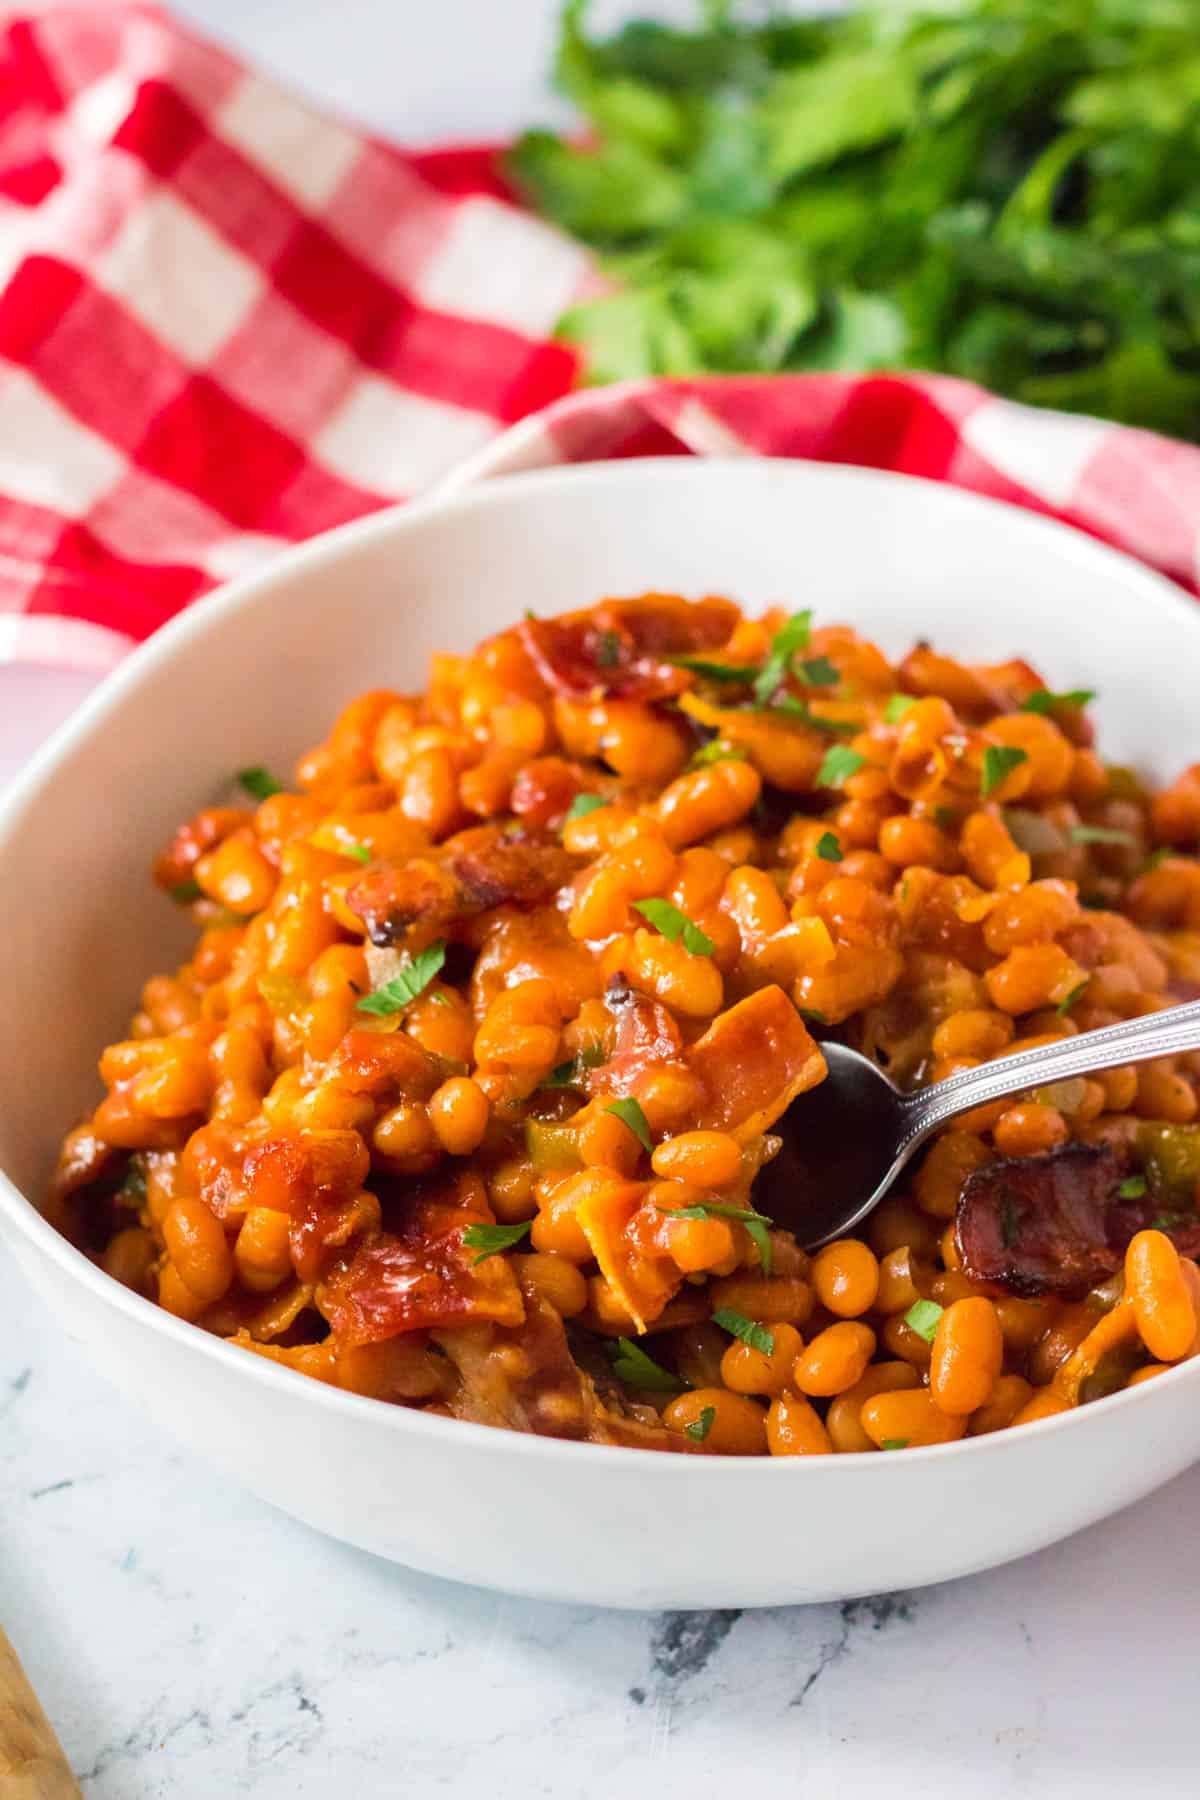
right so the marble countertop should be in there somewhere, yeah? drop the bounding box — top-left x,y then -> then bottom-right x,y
5,1246 -> 1200,1797
3,4 -> 1198,1794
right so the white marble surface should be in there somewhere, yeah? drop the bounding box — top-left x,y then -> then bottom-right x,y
4,4 -> 1200,1794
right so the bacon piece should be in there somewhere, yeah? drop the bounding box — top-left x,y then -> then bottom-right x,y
588,981 -> 684,1098
347,824 -> 577,946
518,593 -> 739,703
956,1143 -> 1200,1298
440,1293 -> 598,1440
152,805 -> 248,890
573,1178 -> 679,1332
325,1029 -> 442,1102
323,1173 -> 524,1341
469,908 -> 604,1018
685,986 -> 826,1140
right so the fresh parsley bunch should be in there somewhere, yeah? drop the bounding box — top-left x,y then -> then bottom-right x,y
508,0 -> 1200,437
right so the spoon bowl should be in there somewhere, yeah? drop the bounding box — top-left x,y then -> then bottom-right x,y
764,1000 -> 1200,1247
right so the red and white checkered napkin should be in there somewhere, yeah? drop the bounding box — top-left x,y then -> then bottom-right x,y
3,2 -> 1200,675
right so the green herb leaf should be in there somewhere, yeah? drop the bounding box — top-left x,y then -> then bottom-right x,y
980,746 -> 1028,798
814,830 -> 843,863
752,609 -> 812,703
1118,1175 -> 1148,1200
597,628 -> 621,667
758,696 -> 855,735
712,1308 -> 774,1356
669,655 -> 756,683
169,878 -> 202,903
510,1 -> 1200,443
799,1008 -> 827,1027
609,1336 -> 681,1392
659,1201 -> 774,1276
605,1096 -> 653,1152
1056,979 -> 1089,1017
794,654 -> 839,688
1069,824 -> 1138,848
344,844 -> 372,865
685,1405 -> 716,1443
237,765 -> 284,802
880,1438 -> 909,1452
462,1220 -> 532,1264
118,1155 -> 147,1203
903,1298 -> 944,1344
689,738 -> 747,768
1143,846 -> 1172,871
566,793 -> 607,824
884,694 -> 915,724
543,1043 -> 606,1089
816,745 -> 865,788
633,896 -> 715,956
1023,689 -> 1096,715
357,941 -> 446,1015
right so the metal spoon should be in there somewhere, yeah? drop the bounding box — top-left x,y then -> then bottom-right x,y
756,999 -> 1200,1247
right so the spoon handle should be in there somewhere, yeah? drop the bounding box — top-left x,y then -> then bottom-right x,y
897,997 -> 1200,1154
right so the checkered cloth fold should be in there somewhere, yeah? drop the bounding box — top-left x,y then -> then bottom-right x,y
2,1 -> 1199,674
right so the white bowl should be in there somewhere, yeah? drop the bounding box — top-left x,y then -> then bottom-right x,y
2,459 -> 1199,1610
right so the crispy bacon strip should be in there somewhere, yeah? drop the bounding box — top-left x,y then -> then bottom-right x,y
518,593 -> 739,703
152,805 -> 249,890
957,1142 -> 1200,1298
439,1294 -> 598,1440
588,982 -> 684,1098
347,824 -> 578,946
686,986 -> 826,1140
323,1173 -> 524,1341
573,1178 -> 679,1333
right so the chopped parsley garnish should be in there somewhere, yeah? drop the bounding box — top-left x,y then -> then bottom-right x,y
689,738 -> 747,768
565,793 -> 607,824
903,1298 -> 944,1343
884,694 -> 916,723
712,1308 -> 775,1356
1069,824 -> 1138,848
119,1155 -> 147,1203
814,831 -> 843,863
758,696 -> 854,735
686,1406 -> 716,1443
1143,846 -> 1172,871
752,609 -> 812,704
816,745 -> 866,788
169,878 -> 202,903
1056,979 -> 1089,1017
596,629 -> 621,667
1151,1214 -> 1182,1232
1023,688 -> 1096,716
609,1337 -> 681,1392
794,654 -> 839,688
543,1043 -> 606,1089
605,1096 -> 653,1153
799,1008 -> 827,1027
880,1438 -> 909,1452
659,1201 -> 774,1276
669,655 -> 756,683
1118,1175 -> 1148,1200
357,941 -> 446,1015
980,745 -> 1028,798
344,844 -> 372,865
633,897 -> 715,957
462,1220 -> 532,1264
237,765 -> 284,801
